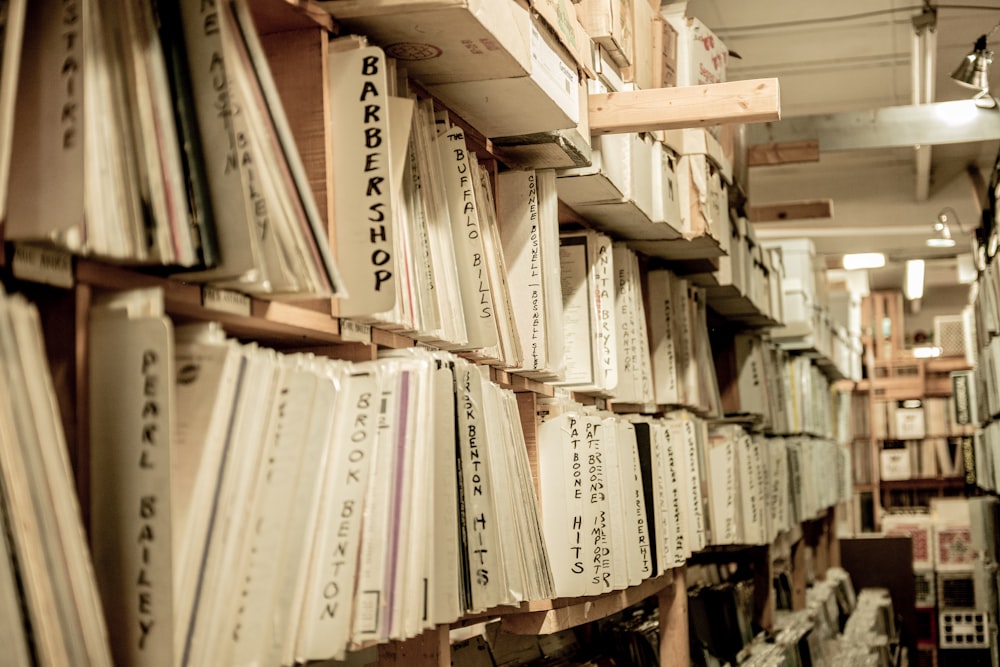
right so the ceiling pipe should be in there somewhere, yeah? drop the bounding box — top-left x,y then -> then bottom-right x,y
912,7 -> 937,202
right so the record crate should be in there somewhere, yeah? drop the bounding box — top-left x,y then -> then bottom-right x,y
862,291 -> 905,362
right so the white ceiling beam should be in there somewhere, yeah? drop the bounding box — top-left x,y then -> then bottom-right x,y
747,100 -> 1000,151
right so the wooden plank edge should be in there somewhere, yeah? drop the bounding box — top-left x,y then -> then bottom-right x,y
74,259 -> 345,344
499,571 -> 675,635
589,78 -> 780,136
747,140 -> 820,167
748,199 -> 833,223
249,0 -> 337,34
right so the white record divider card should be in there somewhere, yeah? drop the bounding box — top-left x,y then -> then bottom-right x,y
439,127 -> 498,351
537,413 -> 590,599
328,45 -> 396,315
89,293 -> 176,667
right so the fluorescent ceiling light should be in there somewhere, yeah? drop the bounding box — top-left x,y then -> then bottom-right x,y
842,252 -> 885,270
912,345 -> 941,359
904,259 -> 925,300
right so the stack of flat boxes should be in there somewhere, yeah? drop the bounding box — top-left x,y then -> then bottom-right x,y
556,9 -> 686,242
828,289 -> 865,382
557,3 -> 739,260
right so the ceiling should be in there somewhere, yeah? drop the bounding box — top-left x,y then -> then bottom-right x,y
676,0 -> 1000,291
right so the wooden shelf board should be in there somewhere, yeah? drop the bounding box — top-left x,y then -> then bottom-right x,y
879,477 -> 966,490
250,0 -> 336,34
74,259 -> 345,346
923,356 -> 971,372
748,199 -> 832,223
491,369 -> 556,397
589,78 -> 781,135
499,571 -> 674,635
747,140 -> 820,167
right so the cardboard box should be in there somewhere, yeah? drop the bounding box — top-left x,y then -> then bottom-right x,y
719,123 -> 748,194
764,238 -> 820,307
650,139 -> 681,230
881,448 -> 912,481
675,152 -> 726,241
564,132 -> 664,236
492,67 -> 592,168
626,131 -> 655,220
324,0 -> 535,85
428,15 -> 581,137
662,127 -> 732,183
556,131 -> 630,204
531,0 -> 595,76
767,248 -> 785,324
896,405 -> 927,439
653,15 -> 678,87
828,290 -> 862,336
575,0 -> 634,68
664,15 -> 728,86
592,44 -> 627,92
622,0 -> 654,89
782,288 -> 812,323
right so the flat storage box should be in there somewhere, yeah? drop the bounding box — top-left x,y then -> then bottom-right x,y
492,67 -> 593,169
692,214 -> 745,295
664,14 -> 729,86
719,123 -> 748,196
564,132 -> 680,240
662,127 -> 733,184
782,288 -> 812,324
767,246 -> 820,311
623,0 -> 655,90
896,405 -> 927,440
650,139 -> 682,230
828,290 -> 863,337
530,0 -> 595,74
881,448 -> 912,481
575,0 -> 634,68
323,0 -> 536,85
428,14 -> 582,137
653,15 -> 678,87
675,153 -> 728,243
556,130 -> 631,204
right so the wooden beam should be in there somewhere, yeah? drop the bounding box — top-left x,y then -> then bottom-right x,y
249,0 -> 336,34
588,78 -> 780,136
747,140 -> 820,166
747,199 -> 833,223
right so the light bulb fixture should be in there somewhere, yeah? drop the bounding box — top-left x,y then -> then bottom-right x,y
842,252 -> 886,270
927,207 -> 962,248
904,258 -> 925,301
951,23 -> 999,107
